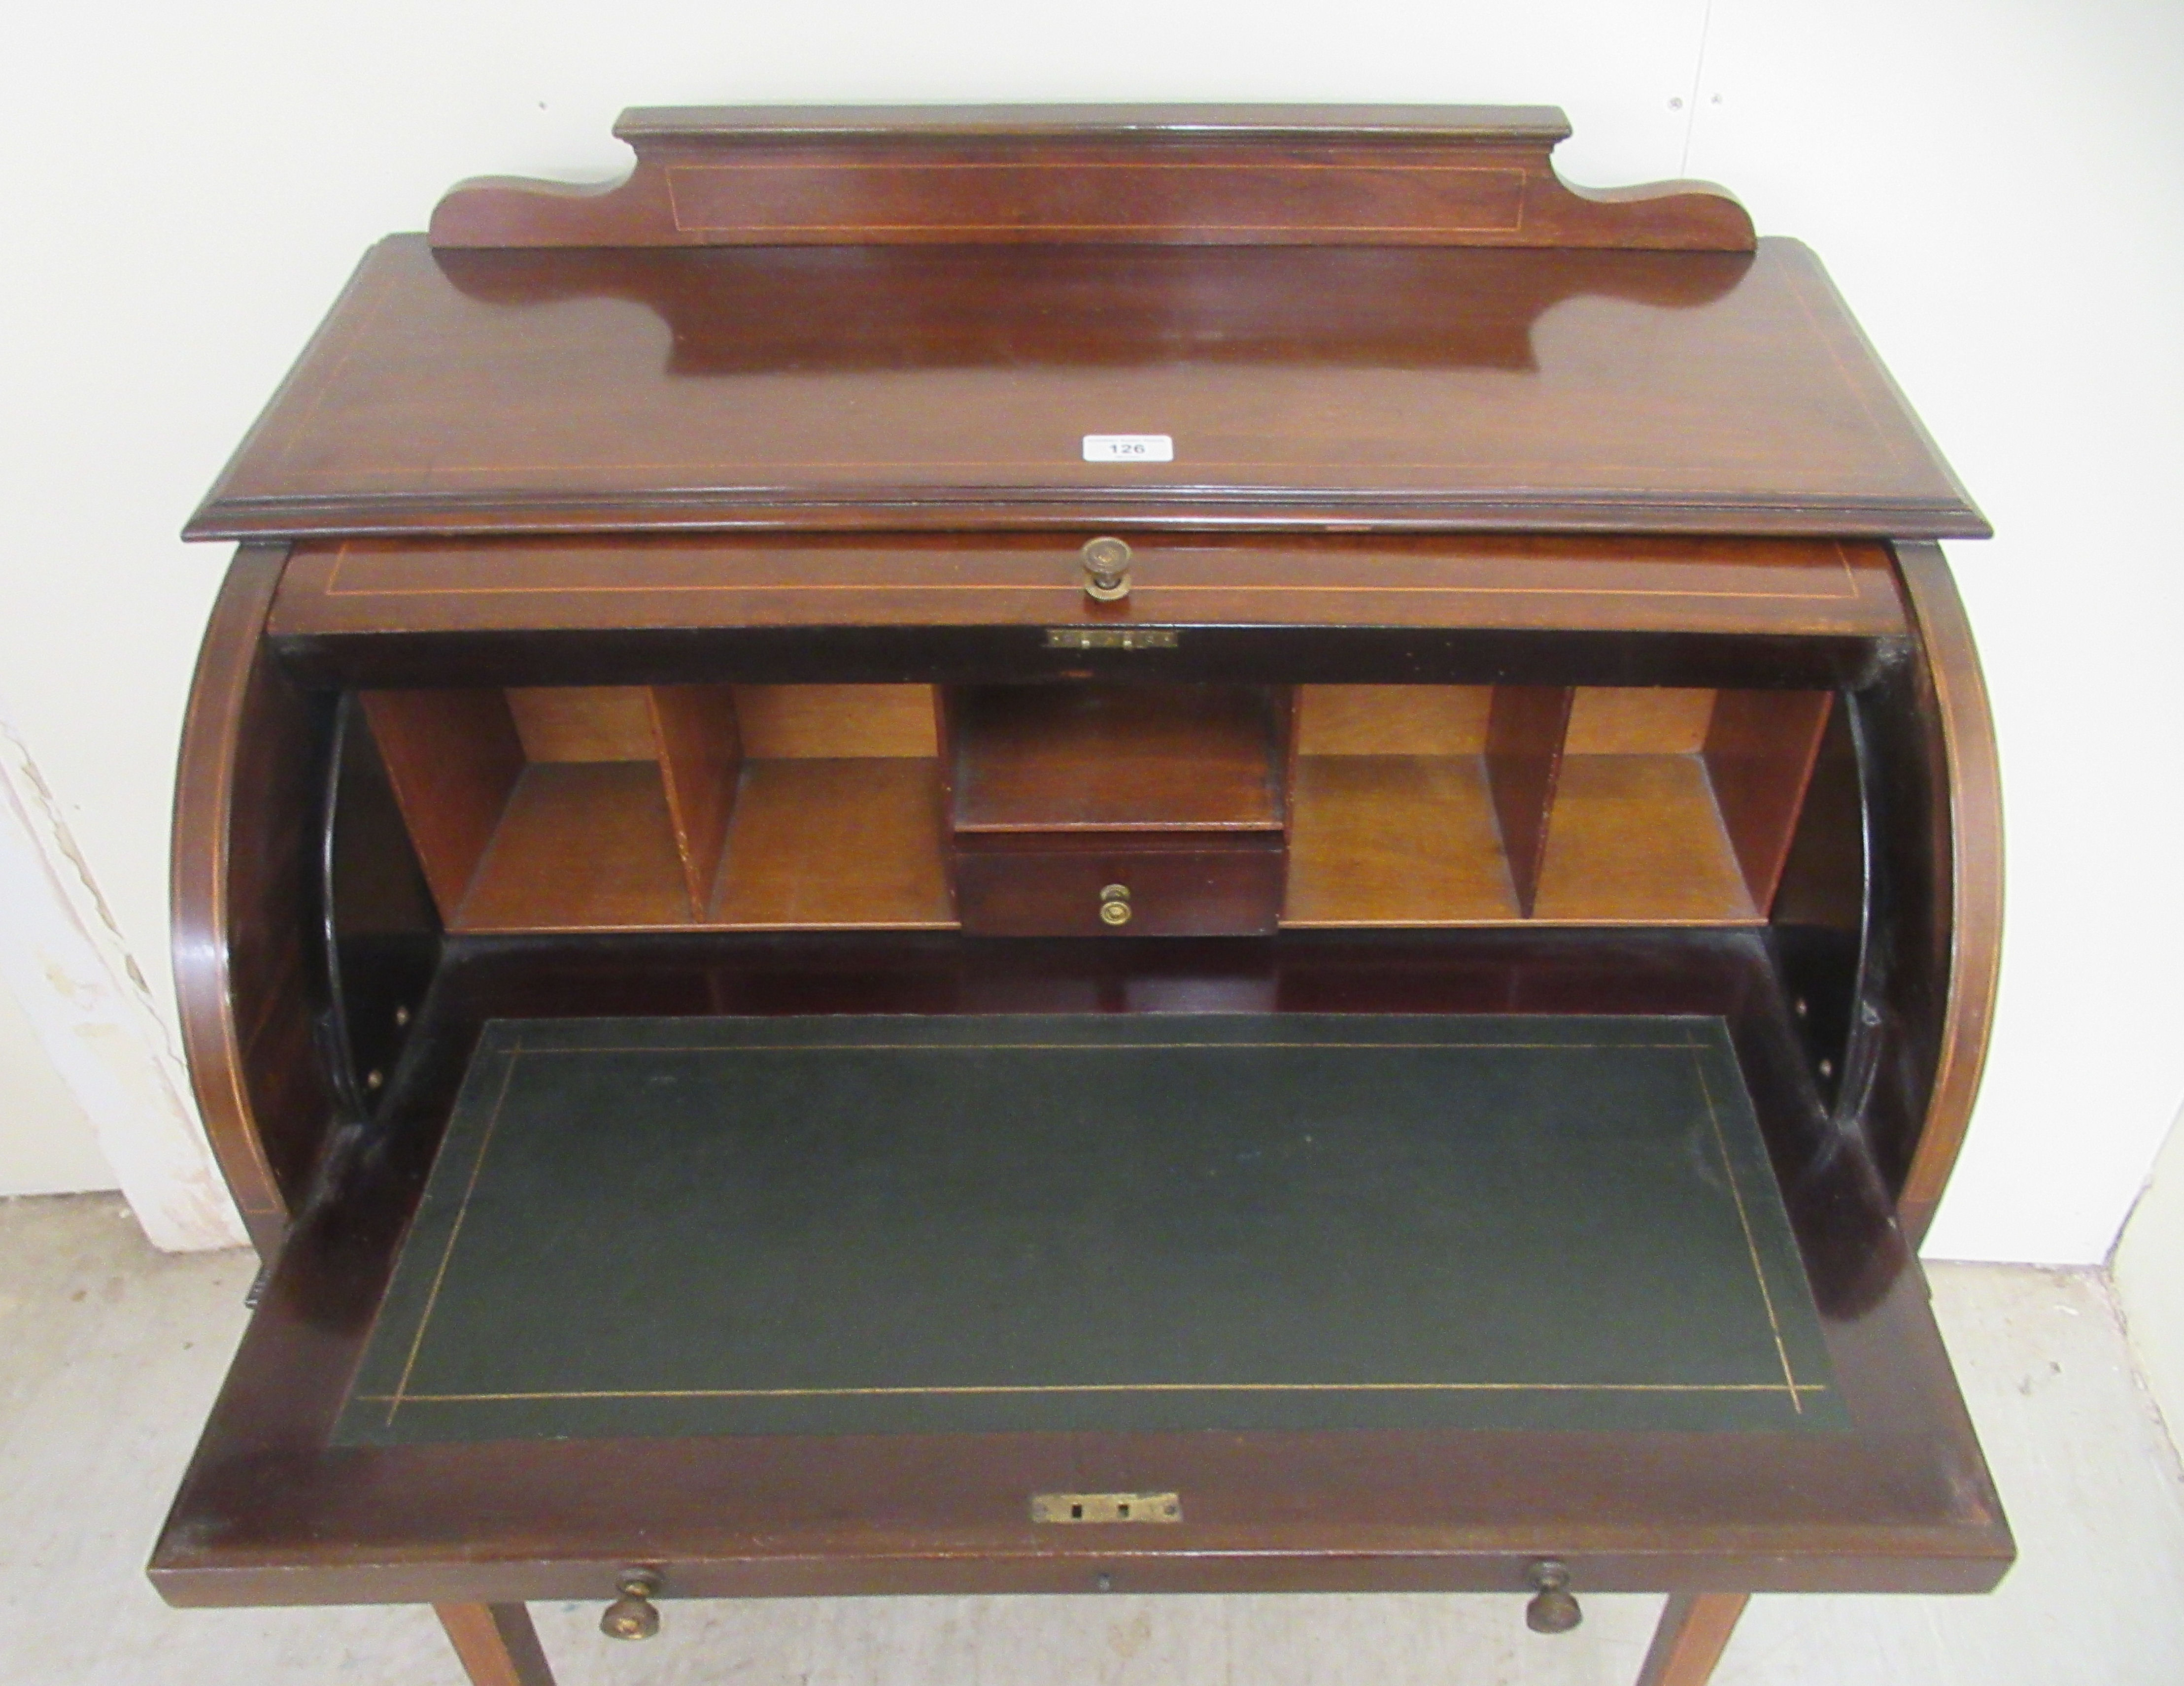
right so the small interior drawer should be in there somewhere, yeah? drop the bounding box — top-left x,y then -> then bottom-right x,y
946,681 -> 1292,935
955,837 -> 1286,936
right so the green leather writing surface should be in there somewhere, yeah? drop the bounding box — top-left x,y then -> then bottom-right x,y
337,1014 -> 1844,1444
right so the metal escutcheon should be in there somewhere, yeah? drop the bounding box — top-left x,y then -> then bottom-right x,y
1525,1559 -> 1582,1634
1082,536 -> 1132,601
1098,884 -> 1133,927
600,1568 -> 663,1640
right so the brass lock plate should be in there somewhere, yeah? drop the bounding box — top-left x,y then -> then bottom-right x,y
1044,626 -> 1178,650
1031,1491 -> 1183,1525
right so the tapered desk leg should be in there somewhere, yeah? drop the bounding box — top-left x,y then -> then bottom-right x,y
1635,1592 -> 1748,1686
435,1603 -> 557,1686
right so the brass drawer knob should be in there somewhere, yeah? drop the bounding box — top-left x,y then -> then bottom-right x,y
1525,1560 -> 1581,1634
1098,883 -> 1132,927
1082,536 -> 1132,601
600,1568 -> 662,1640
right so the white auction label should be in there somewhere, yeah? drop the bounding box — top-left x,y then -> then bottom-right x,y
1083,434 -> 1174,463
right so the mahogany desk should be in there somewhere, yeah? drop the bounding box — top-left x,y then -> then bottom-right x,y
152,105 -> 2010,1686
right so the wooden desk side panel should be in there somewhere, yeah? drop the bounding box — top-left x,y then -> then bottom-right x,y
171,545 -> 335,1254
1892,542 -> 2004,1242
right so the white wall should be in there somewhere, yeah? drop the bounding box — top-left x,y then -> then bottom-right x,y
3,0 -> 2180,1260
0,719 -> 240,1244
0,980 -> 113,1196
2116,1103 -> 2184,1452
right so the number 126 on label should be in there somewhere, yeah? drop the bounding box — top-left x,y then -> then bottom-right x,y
1083,434 -> 1175,463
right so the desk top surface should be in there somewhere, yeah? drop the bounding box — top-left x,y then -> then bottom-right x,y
191,235 -> 1983,541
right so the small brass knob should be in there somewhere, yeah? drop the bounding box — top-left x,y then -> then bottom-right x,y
1082,537 -> 1132,602
1098,883 -> 1132,927
600,1568 -> 662,1640
1525,1560 -> 1581,1634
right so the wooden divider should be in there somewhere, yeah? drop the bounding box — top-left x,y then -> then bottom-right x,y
1704,691 -> 1837,914
648,685 -> 742,912
358,690 -> 525,915
1483,686 -> 1576,918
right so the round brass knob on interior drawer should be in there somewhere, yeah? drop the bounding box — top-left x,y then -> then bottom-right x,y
1082,536 -> 1132,601
1524,1559 -> 1581,1634
600,1568 -> 662,1640
1098,884 -> 1133,927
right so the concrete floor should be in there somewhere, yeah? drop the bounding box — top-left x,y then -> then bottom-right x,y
3,1193 -> 2180,1686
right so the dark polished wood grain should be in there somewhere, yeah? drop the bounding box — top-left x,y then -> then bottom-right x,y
1891,542 -> 2004,1243
187,237 -> 1984,540
955,839 -> 1285,937
431,105 -> 1752,252
170,543 -> 333,1253
430,240 -> 1750,377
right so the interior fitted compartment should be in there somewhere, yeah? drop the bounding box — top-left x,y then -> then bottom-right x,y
1284,684 -> 1835,926
359,680 -> 1836,935
360,684 -> 953,932
948,684 -> 1291,936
